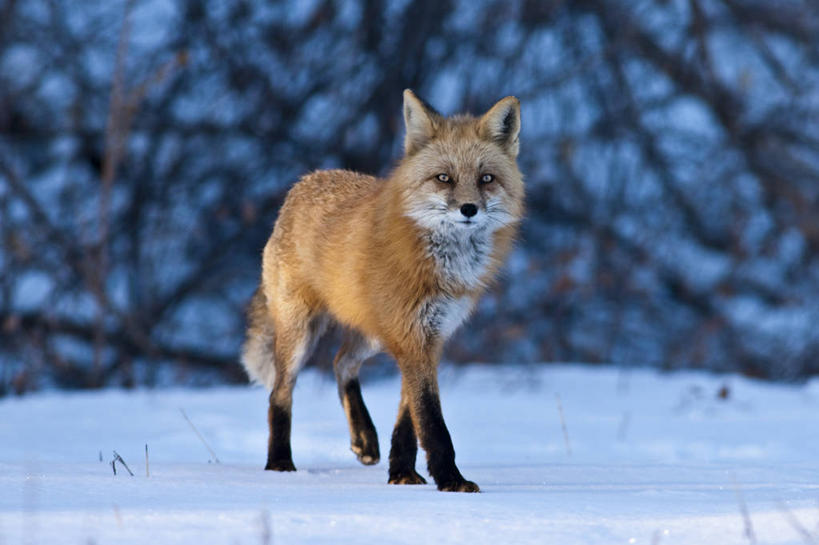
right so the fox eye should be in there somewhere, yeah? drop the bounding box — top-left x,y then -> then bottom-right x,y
480,174 -> 495,184
436,173 -> 451,183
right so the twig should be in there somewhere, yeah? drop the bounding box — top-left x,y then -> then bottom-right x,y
617,411 -> 630,442
555,394 -> 572,457
90,1 -> 185,382
112,450 -> 134,476
260,509 -> 272,545
617,366 -> 630,394
145,444 -> 150,478
732,475 -> 757,545
179,408 -> 221,463
776,499 -> 818,545
94,0 -> 136,383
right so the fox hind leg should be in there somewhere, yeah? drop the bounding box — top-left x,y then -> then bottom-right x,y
334,332 -> 380,465
265,306 -> 327,472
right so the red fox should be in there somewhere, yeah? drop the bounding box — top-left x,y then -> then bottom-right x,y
241,90 -> 523,492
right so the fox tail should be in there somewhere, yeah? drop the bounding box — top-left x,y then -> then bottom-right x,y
240,286 -> 276,389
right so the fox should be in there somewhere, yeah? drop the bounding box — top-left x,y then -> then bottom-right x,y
241,89 -> 524,492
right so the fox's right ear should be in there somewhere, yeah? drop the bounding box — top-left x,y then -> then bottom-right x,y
403,89 -> 439,155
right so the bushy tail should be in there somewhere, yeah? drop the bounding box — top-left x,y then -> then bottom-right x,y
241,286 -> 276,389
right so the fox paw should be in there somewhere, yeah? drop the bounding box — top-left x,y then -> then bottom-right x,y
351,439 -> 380,466
264,459 -> 296,472
437,479 -> 480,493
388,470 -> 427,485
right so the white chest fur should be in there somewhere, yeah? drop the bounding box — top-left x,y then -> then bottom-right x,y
419,295 -> 474,341
425,227 -> 493,290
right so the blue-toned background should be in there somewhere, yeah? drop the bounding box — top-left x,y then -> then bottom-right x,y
1,0 -> 818,393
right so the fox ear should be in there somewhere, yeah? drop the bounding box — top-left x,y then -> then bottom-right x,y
403,89 -> 439,155
479,96 -> 521,157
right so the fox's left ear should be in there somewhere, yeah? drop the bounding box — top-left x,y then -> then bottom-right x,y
479,96 -> 521,157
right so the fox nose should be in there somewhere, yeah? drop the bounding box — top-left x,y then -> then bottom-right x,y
460,203 -> 478,218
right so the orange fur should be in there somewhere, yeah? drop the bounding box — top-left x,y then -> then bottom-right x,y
241,90 -> 524,491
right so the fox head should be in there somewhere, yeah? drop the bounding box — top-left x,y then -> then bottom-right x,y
397,89 -> 524,235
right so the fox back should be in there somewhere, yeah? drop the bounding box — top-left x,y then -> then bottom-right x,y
241,90 -> 523,492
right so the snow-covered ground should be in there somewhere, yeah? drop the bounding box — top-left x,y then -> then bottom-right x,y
2,364 -> 819,544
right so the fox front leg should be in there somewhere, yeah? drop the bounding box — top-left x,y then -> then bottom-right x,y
388,380 -> 426,485
400,368 -> 479,492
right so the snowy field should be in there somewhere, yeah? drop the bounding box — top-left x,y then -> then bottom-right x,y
3,364 -> 819,545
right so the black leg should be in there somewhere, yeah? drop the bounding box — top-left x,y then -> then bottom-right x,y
265,390 -> 296,471
257,307 -> 325,472
410,379 -> 478,492
388,399 -> 426,484
342,378 -> 380,465
333,333 -> 381,465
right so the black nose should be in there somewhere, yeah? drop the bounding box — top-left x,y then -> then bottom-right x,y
460,203 -> 478,218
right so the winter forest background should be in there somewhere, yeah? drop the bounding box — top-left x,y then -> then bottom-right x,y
1,0 -> 818,394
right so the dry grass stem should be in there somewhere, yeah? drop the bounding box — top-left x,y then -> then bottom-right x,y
555,394 -> 572,457
732,476 -> 757,545
617,411 -> 630,442
776,499 -> 818,545
112,450 -> 134,476
180,408 -> 221,463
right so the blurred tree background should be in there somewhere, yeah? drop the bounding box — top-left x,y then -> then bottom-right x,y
2,0 -> 819,394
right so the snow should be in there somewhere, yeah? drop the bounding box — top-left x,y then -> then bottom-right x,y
2,364 -> 819,544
